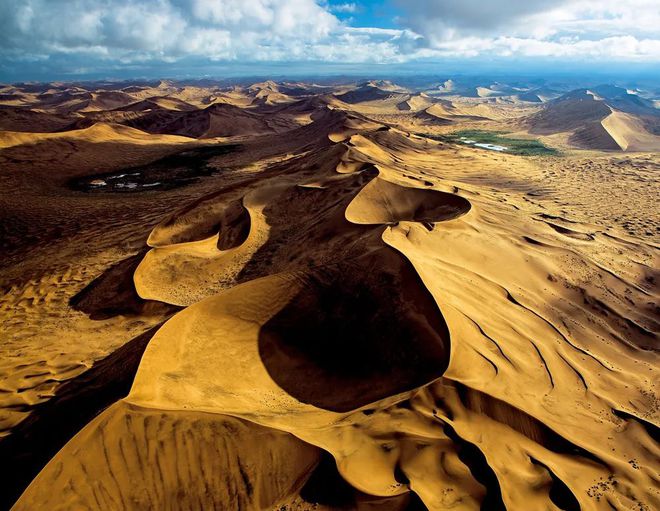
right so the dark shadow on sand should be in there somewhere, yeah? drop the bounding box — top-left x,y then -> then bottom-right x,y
257,247 -> 451,412
0,324 -> 164,509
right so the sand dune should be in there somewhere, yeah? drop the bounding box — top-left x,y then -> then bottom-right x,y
527,91 -> 612,134
0,121 -> 196,149
397,94 -> 435,112
335,83 -> 408,105
118,96 -> 198,112
26,90 -> 138,114
2,80 -> 659,510
569,119 -> 622,150
15,402 -> 319,510
423,101 -> 495,122
345,177 -> 470,224
0,107 -> 83,133
514,90 -> 544,103
526,88 -> 660,150
122,103 -> 281,138
246,81 -> 299,106
602,111 -> 660,152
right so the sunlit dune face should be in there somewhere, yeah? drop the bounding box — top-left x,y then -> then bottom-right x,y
345,177 -> 471,225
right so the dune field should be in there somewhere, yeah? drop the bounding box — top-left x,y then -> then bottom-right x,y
0,79 -> 658,510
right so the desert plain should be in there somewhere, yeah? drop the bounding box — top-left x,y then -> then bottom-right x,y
0,77 -> 658,510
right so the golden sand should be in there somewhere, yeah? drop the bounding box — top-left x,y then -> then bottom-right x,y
1,81 -> 658,510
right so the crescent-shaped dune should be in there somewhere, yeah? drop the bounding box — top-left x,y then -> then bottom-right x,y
345,177 -> 471,225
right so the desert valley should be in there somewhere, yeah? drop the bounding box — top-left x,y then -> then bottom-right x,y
0,76 -> 658,510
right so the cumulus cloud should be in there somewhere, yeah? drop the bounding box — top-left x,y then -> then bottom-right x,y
0,0 -> 340,59
395,0 -> 660,59
0,0 -> 658,79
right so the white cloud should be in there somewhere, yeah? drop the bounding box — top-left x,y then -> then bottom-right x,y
0,0 -> 341,62
394,0 -> 660,60
0,0 -> 658,79
330,3 -> 358,14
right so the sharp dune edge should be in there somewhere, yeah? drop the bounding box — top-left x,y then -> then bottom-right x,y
0,81 -> 658,511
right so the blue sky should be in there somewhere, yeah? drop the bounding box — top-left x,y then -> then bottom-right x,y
329,1 -> 401,29
1,0 -> 659,82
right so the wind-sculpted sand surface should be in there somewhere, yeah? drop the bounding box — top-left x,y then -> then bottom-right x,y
1,80 -> 658,510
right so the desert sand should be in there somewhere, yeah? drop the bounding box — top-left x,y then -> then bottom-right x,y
0,79 -> 658,510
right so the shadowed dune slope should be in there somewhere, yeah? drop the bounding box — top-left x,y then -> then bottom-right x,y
336,84 -> 407,105
0,107 -> 82,133
527,92 -> 612,134
123,103 -> 278,138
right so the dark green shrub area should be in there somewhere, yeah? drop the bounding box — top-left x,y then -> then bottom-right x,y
424,130 -> 559,156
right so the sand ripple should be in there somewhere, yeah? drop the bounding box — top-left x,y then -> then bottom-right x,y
14,111 -> 659,511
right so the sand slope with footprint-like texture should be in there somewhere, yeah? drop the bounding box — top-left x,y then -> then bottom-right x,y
13,109 -> 659,511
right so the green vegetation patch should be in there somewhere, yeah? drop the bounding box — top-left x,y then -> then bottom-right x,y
427,130 -> 559,156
